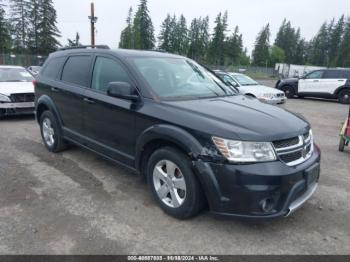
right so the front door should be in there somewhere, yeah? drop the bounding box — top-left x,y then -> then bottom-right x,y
299,70 -> 325,94
82,55 -> 138,166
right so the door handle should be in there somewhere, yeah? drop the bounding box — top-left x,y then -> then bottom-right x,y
338,80 -> 344,82
83,98 -> 96,104
51,87 -> 60,92
313,80 -> 319,82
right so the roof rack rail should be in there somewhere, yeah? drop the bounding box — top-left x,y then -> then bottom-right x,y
58,45 -> 110,51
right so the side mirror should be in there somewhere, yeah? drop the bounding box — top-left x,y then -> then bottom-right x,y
107,82 -> 139,102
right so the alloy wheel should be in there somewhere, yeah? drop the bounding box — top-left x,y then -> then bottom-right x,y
153,160 -> 187,208
42,117 -> 55,147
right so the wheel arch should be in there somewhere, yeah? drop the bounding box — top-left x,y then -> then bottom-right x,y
334,86 -> 350,96
36,95 -> 63,127
135,124 -> 203,175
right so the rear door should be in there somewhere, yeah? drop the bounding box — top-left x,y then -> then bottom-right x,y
299,70 -> 325,94
56,54 -> 93,138
322,70 -> 347,95
82,55 -> 138,166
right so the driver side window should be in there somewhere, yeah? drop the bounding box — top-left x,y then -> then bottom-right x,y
92,57 -> 131,93
305,70 -> 324,79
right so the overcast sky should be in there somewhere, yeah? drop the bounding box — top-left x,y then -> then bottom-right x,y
53,0 -> 349,54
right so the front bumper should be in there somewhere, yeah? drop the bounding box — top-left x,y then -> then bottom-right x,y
0,102 -> 35,115
193,145 -> 321,219
260,97 -> 287,104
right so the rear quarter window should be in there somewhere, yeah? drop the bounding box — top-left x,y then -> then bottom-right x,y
61,56 -> 92,87
41,57 -> 66,80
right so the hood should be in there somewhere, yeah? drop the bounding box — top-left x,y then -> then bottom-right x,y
157,95 -> 309,142
238,85 -> 284,96
0,82 -> 34,96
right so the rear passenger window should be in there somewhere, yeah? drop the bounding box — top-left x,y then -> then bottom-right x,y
41,57 -> 66,79
323,70 -> 343,79
91,57 -> 131,93
61,56 -> 92,86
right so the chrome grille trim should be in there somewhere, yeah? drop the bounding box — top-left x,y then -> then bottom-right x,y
273,130 -> 314,166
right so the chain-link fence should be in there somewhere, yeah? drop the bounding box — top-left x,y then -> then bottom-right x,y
210,65 -> 277,79
0,54 -> 47,67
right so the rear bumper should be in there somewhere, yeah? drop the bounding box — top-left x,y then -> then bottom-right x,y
193,145 -> 321,219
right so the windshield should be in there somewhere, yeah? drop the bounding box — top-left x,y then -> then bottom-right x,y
131,57 -> 236,100
0,68 -> 34,82
231,74 -> 258,86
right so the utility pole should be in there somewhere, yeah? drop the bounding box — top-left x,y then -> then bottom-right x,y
88,3 -> 98,46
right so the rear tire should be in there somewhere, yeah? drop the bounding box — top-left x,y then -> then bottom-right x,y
146,147 -> 205,219
281,86 -> 295,98
338,90 -> 350,104
339,137 -> 345,152
40,111 -> 68,153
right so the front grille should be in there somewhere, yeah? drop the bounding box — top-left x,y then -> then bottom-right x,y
10,93 -> 35,103
273,131 -> 313,166
273,137 -> 299,149
280,151 -> 302,163
276,93 -> 285,98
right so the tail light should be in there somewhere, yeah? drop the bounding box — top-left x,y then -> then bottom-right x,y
32,80 -> 37,87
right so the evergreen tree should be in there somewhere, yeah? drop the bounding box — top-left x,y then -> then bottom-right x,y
28,0 -> 41,53
329,15 -> 345,66
67,32 -> 81,47
158,14 -> 172,51
0,0 -> 12,53
187,16 -> 209,62
37,0 -> 60,54
175,14 -> 188,55
208,11 -> 228,65
225,26 -> 243,65
336,17 -> 350,67
309,22 -> 329,66
252,24 -> 270,66
133,0 -> 155,50
119,7 -> 133,49
294,38 -> 308,65
10,0 -> 31,52
274,19 -> 300,64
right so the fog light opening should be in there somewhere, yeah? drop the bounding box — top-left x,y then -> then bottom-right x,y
260,198 -> 275,213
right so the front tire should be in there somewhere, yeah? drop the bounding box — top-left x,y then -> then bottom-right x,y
339,136 -> 345,152
338,90 -> 350,104
147,147 -> 205,219
40,111 -> 68,153
281,86 -> 295,98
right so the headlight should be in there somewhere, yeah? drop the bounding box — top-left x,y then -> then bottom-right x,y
212,137 -> 277,163
0,94 -> 11,102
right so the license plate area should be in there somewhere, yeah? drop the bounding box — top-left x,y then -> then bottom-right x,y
304,163 -> 320,187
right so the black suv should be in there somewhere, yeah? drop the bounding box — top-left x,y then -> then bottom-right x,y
35,46 -> 321,219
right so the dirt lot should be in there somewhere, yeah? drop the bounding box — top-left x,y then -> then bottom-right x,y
0,85 -> 350,254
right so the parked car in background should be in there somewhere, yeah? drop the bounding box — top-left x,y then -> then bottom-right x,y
27,66 -> 42,76
0,66 -> 35,119
35,46 -> 320,219
215,71 -> 287,104
276,69 -> 350,104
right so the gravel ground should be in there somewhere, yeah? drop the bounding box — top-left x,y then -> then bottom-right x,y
0,82 -> 350,255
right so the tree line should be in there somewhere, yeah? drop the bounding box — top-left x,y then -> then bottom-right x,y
119,0 -> 350,68
0,0 -> 60,55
